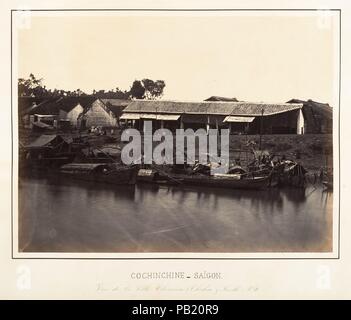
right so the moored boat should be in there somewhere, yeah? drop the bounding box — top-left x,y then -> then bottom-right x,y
59,163 -> 138,185
137,168 -> 271,190
180,173 -> 271,189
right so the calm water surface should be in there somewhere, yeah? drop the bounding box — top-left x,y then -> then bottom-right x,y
18,176 -> 333,252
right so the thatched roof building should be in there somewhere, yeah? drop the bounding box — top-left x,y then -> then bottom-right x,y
287,99 -> 333,133
78,98 -> 130,128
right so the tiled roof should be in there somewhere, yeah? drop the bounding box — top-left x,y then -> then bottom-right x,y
123,100 -> 303,116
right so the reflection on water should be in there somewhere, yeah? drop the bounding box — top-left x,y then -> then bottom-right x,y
18,176 -> 333,253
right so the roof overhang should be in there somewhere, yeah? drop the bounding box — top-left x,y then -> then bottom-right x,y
224,116 -> 255,123
140,114 -> 157,119
156,114 -> 180,121
34,114 -> 56,118
121,113 -> 181,120
120,113 -> 141,120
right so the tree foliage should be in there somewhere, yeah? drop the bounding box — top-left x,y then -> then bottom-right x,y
18,74 -> 166,100
129,80 -> 146,99
129,79 -> 166,100
141,79 -> 166,100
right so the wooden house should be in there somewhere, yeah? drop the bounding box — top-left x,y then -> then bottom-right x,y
18,97 -> 47,128
24,134 -> 74,167
27,98 -> 61,130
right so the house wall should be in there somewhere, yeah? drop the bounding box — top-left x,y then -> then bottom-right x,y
59,104 -> 84,127
248,110 -> 300,134
80,99 -> 117,128
180,111 -> 302,135
300,104 -> 333,134
302,105 -> 318,133
311,112 -> 332,134
320,118 -> 333,133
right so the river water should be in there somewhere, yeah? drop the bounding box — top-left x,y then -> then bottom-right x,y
18,176 -> 333,253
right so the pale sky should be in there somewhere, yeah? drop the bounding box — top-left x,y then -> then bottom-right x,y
16,12 -> 339,105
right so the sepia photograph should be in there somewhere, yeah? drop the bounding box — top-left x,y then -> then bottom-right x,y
13,10 -> 339,256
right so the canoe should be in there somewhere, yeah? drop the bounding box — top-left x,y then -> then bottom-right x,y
59,163 -> 138,185
137,169 -> 271,190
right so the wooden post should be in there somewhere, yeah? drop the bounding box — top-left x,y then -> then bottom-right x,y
297,108 -> 304,134
180,116 -> 184,129
259,108 -> 264,150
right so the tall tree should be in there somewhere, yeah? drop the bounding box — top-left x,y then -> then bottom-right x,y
142,79 -> 166,100
18,73 -> 45,97
129,80 -> 146,99
129,79 -> 166,100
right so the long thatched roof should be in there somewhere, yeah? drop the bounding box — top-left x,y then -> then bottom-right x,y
123,100 -> 303,116
287,99 -> 332,120
18,97 -> 47,116
58,96 -> 96,112
27,96 -> 97,115
28,98 -> 62,115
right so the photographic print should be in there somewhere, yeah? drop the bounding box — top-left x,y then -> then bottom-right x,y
13,9 -> 339,257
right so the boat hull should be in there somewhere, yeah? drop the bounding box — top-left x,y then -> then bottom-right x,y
180,174 -> 270,189
138,170 -> 270,190
60,167 -> 138,185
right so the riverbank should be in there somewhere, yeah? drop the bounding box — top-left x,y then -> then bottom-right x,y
229,134 -> 333,173
19,128 -> 332,173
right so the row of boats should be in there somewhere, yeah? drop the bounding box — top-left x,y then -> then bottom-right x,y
22,156 -> 309,191
20,133 -> 332,190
